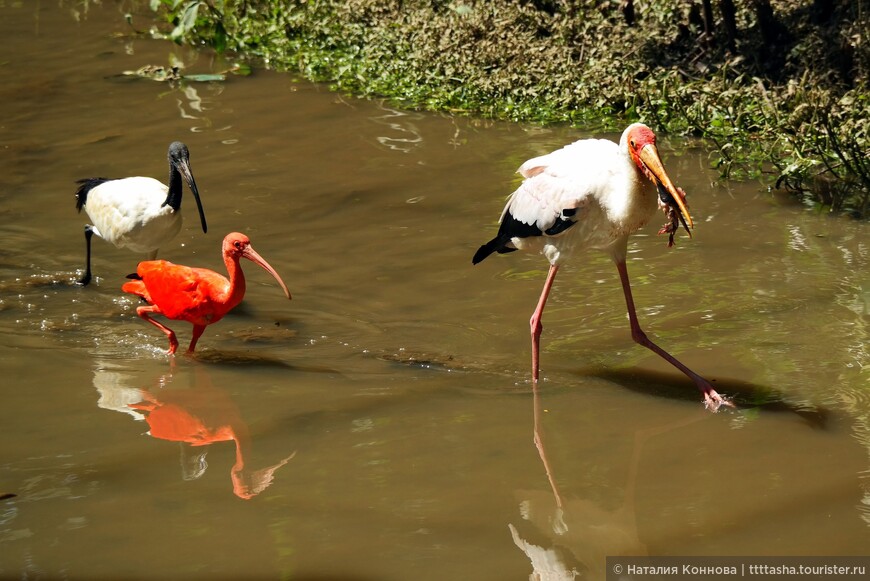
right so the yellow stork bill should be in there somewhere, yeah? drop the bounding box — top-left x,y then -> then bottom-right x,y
74,141 -> 208,286
472,123 -> 731,411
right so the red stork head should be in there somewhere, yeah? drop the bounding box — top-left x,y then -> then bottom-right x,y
622,123 -> 694,236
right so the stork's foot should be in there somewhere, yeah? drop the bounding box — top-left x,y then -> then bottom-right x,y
702,386 -> 735,412
77,272 -> 92,286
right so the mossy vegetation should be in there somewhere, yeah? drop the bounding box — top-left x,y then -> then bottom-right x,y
149,0 -> 868,216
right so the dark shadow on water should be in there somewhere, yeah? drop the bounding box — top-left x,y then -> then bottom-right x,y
363,350 -> 828,431
579,366 -> 831,429
193,349 -> 342,376
345,347 -> 828,431
510,367 -> 867,577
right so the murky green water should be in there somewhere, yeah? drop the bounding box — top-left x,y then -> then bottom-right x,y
1,2 -> 868,579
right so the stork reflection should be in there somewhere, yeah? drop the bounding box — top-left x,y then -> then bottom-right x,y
93,361 -> 294,499
510,381 -> 709,580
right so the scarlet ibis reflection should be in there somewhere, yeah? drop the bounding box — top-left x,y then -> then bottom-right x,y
94,363 -> 295,499
129,390 -> 294,500
122,232 -> 291,355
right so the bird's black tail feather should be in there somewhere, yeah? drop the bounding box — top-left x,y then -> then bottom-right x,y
74,177 -> 112,212
472,238 -> 499,265
472,234 -> 516,265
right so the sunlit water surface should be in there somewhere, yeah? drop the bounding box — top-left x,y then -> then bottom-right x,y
1,3 -> 868,579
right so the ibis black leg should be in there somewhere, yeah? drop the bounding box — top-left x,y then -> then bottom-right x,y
78,225 -> 94,286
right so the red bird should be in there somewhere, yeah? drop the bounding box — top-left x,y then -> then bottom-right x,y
122,232 -> 291,354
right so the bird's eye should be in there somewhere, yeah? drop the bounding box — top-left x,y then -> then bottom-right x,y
630,139 -> 636,148
234,241 -> 242,249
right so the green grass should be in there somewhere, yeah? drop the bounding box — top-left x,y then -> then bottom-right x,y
147,0 -> 869,217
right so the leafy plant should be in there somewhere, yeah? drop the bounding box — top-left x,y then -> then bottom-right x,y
147,0 -> 870,217
150,0 -> 227,50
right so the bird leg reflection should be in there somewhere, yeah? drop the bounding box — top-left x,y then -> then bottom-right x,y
532,378 -> 567,535
517,399 -> 709,578
615,260 -> 733,411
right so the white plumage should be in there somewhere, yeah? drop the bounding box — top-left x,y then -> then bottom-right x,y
473,123 -> 730,411
75,142 -> 207,286
82,177 -> 184,254
506,134 -> 658,264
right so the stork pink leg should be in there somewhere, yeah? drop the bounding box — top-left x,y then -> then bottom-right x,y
615,260 -> 732,411
136,306 -> 180,354
530,265 -> 559,382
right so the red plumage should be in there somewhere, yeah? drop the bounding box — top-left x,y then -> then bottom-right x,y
123,232 -> 291,354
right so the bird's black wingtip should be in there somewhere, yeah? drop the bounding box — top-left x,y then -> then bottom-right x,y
125,272 -> 142,280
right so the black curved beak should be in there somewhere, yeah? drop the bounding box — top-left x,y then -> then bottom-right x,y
177,159 -> 208,234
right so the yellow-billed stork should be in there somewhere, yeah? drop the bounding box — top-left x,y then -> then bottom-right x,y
473,123 -> 731,411
75,141 -> 208,286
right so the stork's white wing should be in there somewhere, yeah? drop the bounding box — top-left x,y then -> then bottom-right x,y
502,138 -> 620,234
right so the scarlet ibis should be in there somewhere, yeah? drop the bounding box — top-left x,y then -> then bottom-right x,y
75,141 -> 208,286
472,123 -> 731,410
122,232 -> 291,355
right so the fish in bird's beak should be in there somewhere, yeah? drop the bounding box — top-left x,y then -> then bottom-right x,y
242,245 -> 292,300
177,159 -> 209,234
655,181 -> 692,240
637,143 -> 693,238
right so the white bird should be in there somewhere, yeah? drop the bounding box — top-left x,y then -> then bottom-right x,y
74,141 -> 208,286
472,123 -> 731,411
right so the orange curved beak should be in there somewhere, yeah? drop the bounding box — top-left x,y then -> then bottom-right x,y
242,246 -> 291,300
638,144 -> 694,234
